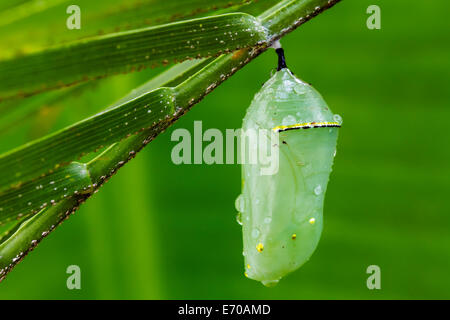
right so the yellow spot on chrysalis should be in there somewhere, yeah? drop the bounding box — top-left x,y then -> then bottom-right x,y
256,243 -> 264,252
247,264 -> 251,269
291,234 -> 297,240
244,272 -> 248,277
309,218 -> 316,225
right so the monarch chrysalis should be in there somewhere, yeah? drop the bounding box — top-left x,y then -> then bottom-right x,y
235,43 -> 341,286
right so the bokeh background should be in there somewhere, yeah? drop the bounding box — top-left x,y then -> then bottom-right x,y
0,0 -> 449,299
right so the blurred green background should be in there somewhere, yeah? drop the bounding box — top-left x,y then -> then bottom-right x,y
0,0 -> 449,299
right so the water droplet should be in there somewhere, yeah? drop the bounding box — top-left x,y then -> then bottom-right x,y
294,86 -> 305,95
333,114 -> 343,125
251,228 -> 260,239
261,279 -> 279,287
235,194 -> 245,212
314,185 -> 322,195
282,115 -> 296,126
263,217 -> 272,224
236,212 -> 242,225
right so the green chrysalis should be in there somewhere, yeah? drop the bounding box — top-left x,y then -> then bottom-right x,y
235,45 -> 341,287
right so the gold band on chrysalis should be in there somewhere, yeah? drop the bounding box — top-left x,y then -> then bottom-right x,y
272,121 -> 341,132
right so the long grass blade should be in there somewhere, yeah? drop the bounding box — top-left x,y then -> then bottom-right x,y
0,0 -> 253,57
0,13 -> 267,101
0,87 -> 177,190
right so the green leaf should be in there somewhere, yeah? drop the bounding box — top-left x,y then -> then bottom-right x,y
0,58 -> 207,277
0,59 -> 211,224
0,13 -> 267,101
0,87 -> 177,190
0,0 -> 253,58
0,162 -> 93,224
0,83 -> 90,138
0,218 -> 27,244
0,198 -> 82,280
